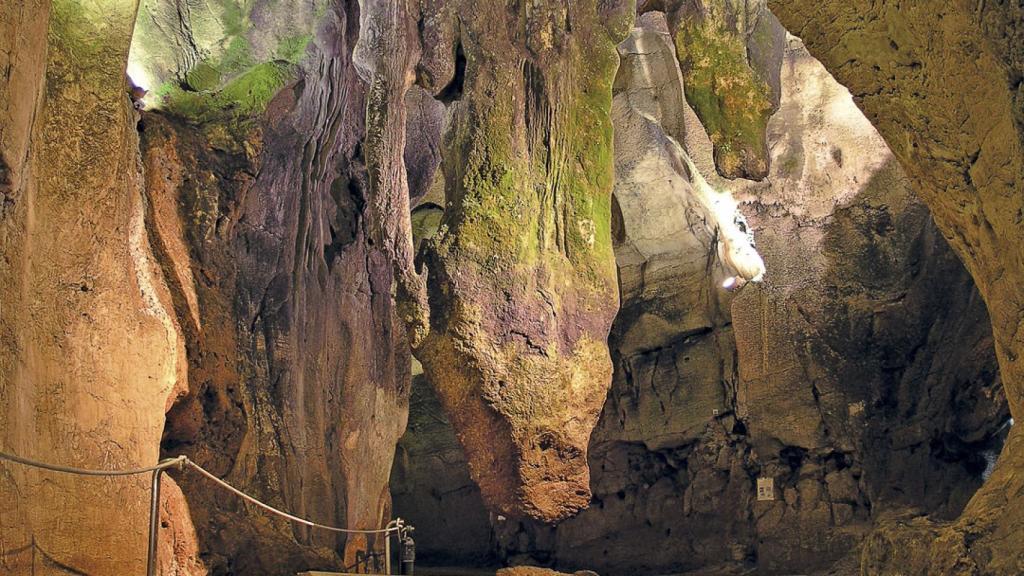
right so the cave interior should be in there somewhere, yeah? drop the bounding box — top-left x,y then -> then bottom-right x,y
1,1 -> 1023,575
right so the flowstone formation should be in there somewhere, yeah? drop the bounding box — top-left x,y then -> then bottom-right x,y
133,1 -> 413,572
357,0 -> 636,522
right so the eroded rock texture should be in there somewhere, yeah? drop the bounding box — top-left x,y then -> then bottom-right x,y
766,2 -> 1024,573
414,0 -> 634,524
4,0 -> 1023,574
393,20 -> 1007,575
357,0 -> 636,523
2,0 -> 414,574
137,1 -> 411,573
0,0 -> 195,573
637,0 -> 785,179
390,369 -> 496,566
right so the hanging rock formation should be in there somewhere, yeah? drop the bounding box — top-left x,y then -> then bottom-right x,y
357,0 -> 636,523
637,0 -> 785,179
415,0 -> 634,524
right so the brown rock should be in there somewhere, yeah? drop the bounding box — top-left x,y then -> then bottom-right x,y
357,0 -> 635,523
138,3 -> 412,571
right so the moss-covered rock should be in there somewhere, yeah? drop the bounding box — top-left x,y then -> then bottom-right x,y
648,0 -> 783,180
412,0 -> 634,523
128,0 -> 325,120
357,0 -> 634,523
160,61 -> 295,122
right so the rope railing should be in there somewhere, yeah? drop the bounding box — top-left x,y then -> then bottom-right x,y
182,459 -> 399,535
0,449 -> 186,477
0,449 -> 411,575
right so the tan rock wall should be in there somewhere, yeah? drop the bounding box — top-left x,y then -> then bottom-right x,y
767,1 -> 1024,572
0,0 -> 189,572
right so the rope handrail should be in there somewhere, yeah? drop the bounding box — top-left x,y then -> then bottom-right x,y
183,460 -> 399,535
0,449 -> 185,476
0,449 -> 399,536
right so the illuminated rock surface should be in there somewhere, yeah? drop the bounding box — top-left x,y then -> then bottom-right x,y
0,1 -> 194,573
355,0 -> 634,523
766,2 -> 1024,573
1,1 -> 1022,575
136,3 -> 411,572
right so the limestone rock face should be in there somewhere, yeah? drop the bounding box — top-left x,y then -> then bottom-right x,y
356,0 -> 636,523
0,0 -> 191,573
413,0 -> 633,524
393,21 -> 1006,575
766,2 -> 1024,573
2,1 -> 412,574
639,0 -> 786,179
128,0 -> 325,105
507,27 -> 1002,575
138,2 -> 411,573
390,373 -> 496,566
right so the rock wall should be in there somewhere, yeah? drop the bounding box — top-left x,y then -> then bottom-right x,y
0,0 -> 197,573
356,0 -> 637,523
137,1 -> 411,573
392,18 -> 1006,575
637,0 -> 786,180
765,2 -> 1024,573
3,1 -> 1022,574
390,370 -> 496,566
1,0 -> 412,574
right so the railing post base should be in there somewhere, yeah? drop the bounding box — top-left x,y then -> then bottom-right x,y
146,468 -> 163,576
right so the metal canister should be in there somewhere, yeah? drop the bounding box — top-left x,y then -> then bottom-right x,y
400,532 -> 416,575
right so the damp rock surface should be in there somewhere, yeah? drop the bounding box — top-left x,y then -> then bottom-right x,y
2,1 -> 1023,575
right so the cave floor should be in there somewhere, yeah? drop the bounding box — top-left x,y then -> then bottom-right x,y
406,557 -> 859,576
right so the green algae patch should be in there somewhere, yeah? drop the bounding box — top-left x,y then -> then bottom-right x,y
218,36 -> 258,78
185,62 -> 222,91
673,18 -> 773,179
128,0 -> 326,116
277,34 -> 314,63
161,61 -> 294,123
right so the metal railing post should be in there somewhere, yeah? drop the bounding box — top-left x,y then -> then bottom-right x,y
146,468 -> 164,576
